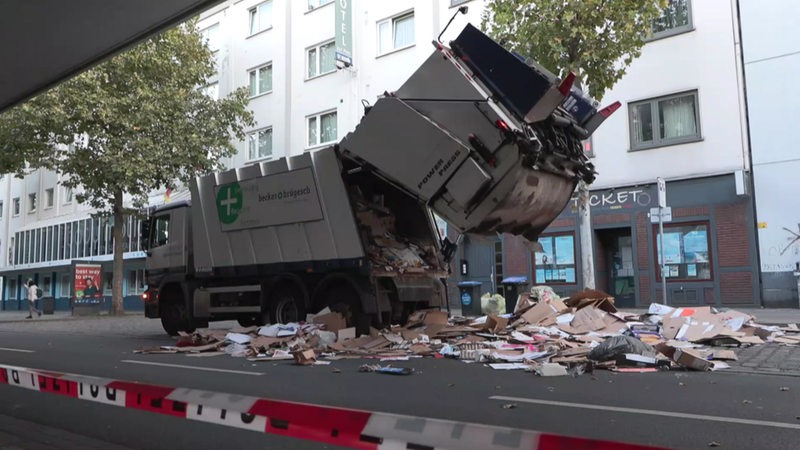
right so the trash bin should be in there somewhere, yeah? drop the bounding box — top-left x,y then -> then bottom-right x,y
40,296 -> 55,315
457,281 -> 483,316
501,276 -> 528,313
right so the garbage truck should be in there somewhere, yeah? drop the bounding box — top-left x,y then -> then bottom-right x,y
141,23 -> 619,336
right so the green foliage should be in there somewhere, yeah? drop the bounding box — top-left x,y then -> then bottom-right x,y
482,0 -> 668,100
0,20 -> 255,211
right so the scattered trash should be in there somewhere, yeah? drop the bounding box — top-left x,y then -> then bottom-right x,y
133,286 -> 795,378
742,400 -> 752,404
780,386 -> 790,391
501,403 -> 518,409
708,441 -> 721,447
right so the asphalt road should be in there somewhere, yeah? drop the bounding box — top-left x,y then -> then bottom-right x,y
0,319 -> 799,450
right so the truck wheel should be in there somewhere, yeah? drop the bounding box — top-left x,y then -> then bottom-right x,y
160,301 -> 195,336
270,286 -> 305,324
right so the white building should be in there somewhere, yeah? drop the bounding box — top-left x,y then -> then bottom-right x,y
0,0 -> 771,311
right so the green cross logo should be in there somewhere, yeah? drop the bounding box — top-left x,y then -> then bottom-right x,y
216,182 -> 243,225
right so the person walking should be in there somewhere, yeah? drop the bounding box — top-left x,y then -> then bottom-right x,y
26,279 -> 41,319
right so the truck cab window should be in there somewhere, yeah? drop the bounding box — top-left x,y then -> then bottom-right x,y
151,215 -> 170,247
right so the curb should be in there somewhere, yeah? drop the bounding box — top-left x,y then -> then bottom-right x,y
0,363 -> 667,450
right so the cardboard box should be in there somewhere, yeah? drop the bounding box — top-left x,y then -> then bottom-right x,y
674,348 -> 712,371
313,312 -> 347,334
293,349 -> 316,365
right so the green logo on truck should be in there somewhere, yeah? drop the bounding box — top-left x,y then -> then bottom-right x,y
216,182 -> 243,224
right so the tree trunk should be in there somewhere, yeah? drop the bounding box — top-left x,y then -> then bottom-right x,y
112,190 -> 125,315
578,183 -> 595,289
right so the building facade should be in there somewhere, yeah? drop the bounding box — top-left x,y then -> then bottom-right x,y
2,0 -> 775,311
453,0 -> 762,309
740,0 -> 800,307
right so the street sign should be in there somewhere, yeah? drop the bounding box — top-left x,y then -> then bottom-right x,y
649,207 -> 672,223
657,177 -> 666,208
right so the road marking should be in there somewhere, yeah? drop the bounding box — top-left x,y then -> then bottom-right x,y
0,347 -> 34,353
490,396 -> 800,430
121,360 -> 263,376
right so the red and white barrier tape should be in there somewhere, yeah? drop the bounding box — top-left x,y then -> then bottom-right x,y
0,363 -> 665,450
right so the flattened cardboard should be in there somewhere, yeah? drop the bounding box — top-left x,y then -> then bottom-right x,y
338,327 -> 356,342
522,298 -> 567,325
313,312 -> 347,334
570,307 -> 607,333
709,350 -> 738,361
660,317 -> 685,340
423,310 -> 449,326
535,363 -> 569,376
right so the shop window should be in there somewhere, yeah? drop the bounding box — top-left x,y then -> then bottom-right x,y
127,269 -> 146,295
60,274 -> 71,298
534,234 -> 577,284
654,222 -> 712,281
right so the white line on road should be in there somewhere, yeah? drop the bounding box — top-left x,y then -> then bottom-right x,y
121,360 -> 263,376
489,396 -> 800,430
0,347 -> 34,353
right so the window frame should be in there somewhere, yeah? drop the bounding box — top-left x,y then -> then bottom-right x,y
450,0 -> 472,6
652,220 -> 714,282
27,193 -> 37,214
306,0 -> 333,12
647,0 -> 693,42
63,186 -> 74,204
248,1 -> 273,36
376,11 -> 415,57
533,232 -> 578,286
200,22 -> 221,52
628,90 -> 702,151
306,109 -> 338,149
12,197 -> 19,216
45,188 -> 54,209
248,62 -> 273,98
247,127 -> 274,161
306,39 -> 337,80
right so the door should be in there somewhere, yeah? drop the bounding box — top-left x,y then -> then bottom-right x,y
599,229 -> 636,307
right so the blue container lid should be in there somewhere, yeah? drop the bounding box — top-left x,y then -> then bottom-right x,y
501,276 -> 528,285
457,281 -> 482,287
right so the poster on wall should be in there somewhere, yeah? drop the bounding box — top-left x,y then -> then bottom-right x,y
74,263 -> 102,305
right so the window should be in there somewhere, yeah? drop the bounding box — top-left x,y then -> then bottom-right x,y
249,1 -> 273,35
0,201 -> 3,218
249,63 -> 272,97
8,279 -> 17,300
103,272 -> 113,294
28,193 -> 37,213
12,198 -> 19,216
8,236 -> 13,265
151,215 -> 170,247
630,91 -> 700,151
45,188 -> 54,208
127,269 -> 146,295
64,186 -> 74,204
247,128 -> 273,160
306,40 -> 336,79
378,12 -> 415,55
42,276 -> 51,296
534,234 -> 577,284
307,110 -> 337,147
200,23 -> 220,52
655,223 -> 712,281
307,0 -> 333,11
60,274 -> 70,298
649,0 -> 692,40
202,82 -> 219,99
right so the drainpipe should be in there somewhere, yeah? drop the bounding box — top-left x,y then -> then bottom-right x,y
732,0 -> 764,307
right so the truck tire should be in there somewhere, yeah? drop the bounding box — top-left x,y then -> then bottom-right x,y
160,301 -> 195,336
270,286 -> 305,325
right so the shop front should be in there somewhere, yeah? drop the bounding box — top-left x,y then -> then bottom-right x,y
530,173 -> 759,307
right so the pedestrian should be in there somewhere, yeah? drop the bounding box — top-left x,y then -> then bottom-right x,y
26,279 -> 41,319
